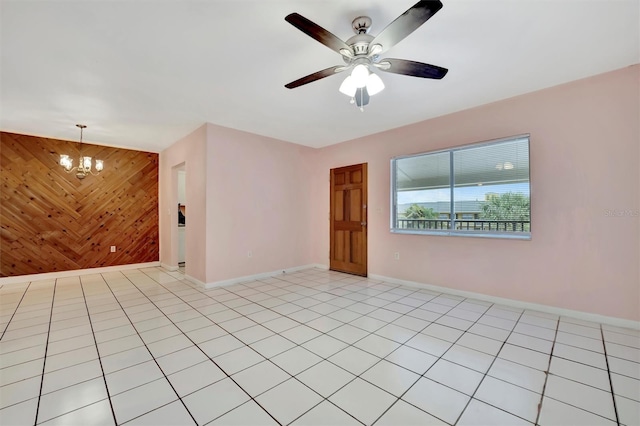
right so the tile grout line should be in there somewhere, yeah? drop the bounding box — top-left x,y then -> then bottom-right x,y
282,293 -> 447,424
3,267 -> 635,426
601,325 -> 621,426
32,283 -> 115,424
150,279 -> 314,426
111,271 -> 283,426
33,279 -> 57,425
0,316 -> 50,338
141,269 -> 400,363
152,273 -> 333,423
148,267 -> 548,425
410,303 -> 526,425
218,271 -> 441,424
533,315 -> 560,425
272,276 -> 475,421
139,268 -> 445,425
474,323 -> 623,424
0,281 -> 32,340
526,329 -> 639,376
140,270 -> 374,425
126,268 -> 639,425
531,323 -> 625,423
97,274 -> 201,426
78,275 -> 119,425
371,296 -> 497,426
451,309 -> 527,426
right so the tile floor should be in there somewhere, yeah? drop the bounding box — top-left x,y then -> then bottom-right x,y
0,267 -> 638,425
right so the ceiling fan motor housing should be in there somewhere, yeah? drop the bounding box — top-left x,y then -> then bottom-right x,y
346,33 -> 374,57
348,16 -> 375,58
351,16 -> 372,34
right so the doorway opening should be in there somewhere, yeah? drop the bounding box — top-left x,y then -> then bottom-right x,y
175,164 -> 186,273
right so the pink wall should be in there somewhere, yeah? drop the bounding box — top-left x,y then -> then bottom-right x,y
160,65 -> 638,321
310,65 -> 639,321
159,125 -> 208,283
204,124 -> 315,283
161,124 -> 315,285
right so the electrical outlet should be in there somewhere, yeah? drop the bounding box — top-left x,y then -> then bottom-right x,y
247,250 -> 252,258
394,252 -> 400,260
110,246 -> 116,253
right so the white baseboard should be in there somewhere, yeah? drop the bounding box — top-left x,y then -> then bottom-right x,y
30,260 -> 629,330
0,262 -> 162,286
310,264 -> 329,271
370,273 -> 640,331
184,274 -> 205,288
203,264 -> 328,289
160,263 -> 179,272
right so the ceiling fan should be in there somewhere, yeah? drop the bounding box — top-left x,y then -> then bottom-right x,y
284,0 -> 448,110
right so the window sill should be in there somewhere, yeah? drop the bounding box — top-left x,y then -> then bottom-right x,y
390,229 -> 531,240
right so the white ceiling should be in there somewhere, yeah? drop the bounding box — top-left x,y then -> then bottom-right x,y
1,0 -> 638,152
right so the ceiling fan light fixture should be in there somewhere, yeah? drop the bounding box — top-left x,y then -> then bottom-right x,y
351,64 -> 369,88
366,73 -> 385,95
339,76 -> 357,97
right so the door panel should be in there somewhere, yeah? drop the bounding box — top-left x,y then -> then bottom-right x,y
330,163 -> 367,276
335,231 -> 345,262
350,189 -> 361,222
334,190 -> 344,221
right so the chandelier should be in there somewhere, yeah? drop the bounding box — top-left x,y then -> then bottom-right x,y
59,124 -> 104,179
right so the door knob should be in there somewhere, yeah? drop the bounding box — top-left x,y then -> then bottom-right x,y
361,222 -> 367,226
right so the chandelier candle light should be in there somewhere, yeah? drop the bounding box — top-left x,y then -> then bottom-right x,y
59,124 -> 104,179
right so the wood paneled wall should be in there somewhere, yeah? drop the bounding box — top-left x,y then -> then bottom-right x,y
0,132 -> 159,277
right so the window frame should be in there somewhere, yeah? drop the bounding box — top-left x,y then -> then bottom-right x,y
390,134 -> 531,240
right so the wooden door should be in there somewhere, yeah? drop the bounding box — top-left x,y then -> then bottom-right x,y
330,163 -> 367,276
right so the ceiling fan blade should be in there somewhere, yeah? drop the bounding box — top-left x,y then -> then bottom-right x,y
370,0 -> 443,53
285,13 -> 351,55
285,66 -> 345,89
377,58 -> 448,79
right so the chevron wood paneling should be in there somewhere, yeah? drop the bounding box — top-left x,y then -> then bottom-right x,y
0,132 -> 159,277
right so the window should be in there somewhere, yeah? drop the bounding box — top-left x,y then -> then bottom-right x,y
391,135 -> 530,239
